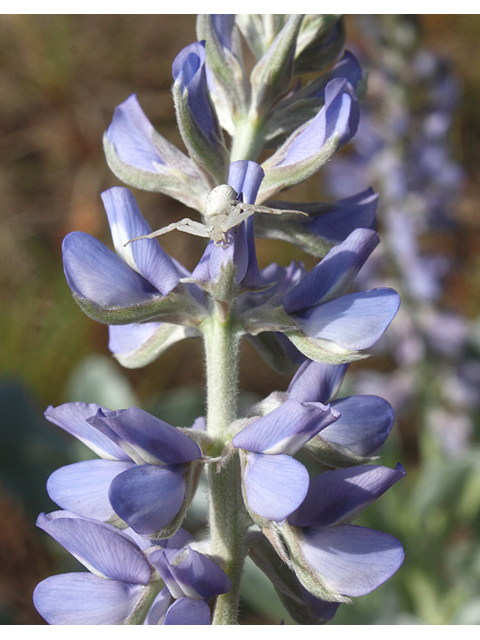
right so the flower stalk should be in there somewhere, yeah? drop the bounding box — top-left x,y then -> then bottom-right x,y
202,302 -> 249,624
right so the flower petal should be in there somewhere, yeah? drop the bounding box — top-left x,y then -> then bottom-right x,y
105,94 -> 167,172
228,160 -> 265,205
109,322 -> 200,369
298,524 -> 405,597
323,395 -> 395,456
163,597 -> 211,625
313,51 -> 363,98
108,464 -> 186,535
298,288 -> 401,351
104,94 -> 209,211
33,573 -> 145,625
172,41 -> 219,145
101,187 -> 181,296
46,459 -> 134,521
289,464 -> 406,528
287,361 -> 349,403
303,188 -> 378,244
281,78 -> 359,167
88,407 -> 201,465
282,228 -> 380,314
44,403 -> 129,461
244,452 -> 309,522
233,398 -> 339,455
150,547 -> 232,600
145,587 -> 173,625
259,79 -> 359,201
36,511 -> 151,584
62,231 -> 157,307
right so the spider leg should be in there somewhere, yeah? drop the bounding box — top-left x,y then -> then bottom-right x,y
223,203 -> 256,230
252,205 -> 309,217
124,218 -> 209,245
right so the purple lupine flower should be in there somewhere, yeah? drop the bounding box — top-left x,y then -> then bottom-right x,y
196,15 -> 247,135
242,229 -> 399,360
286,464 -> 406,598
103,95 -> 210,211
280,229 -> 400,354
282,228 -> 380,311
62,186 -> 207,366
172,41 -> 228,184
62,186 -> 202,325
44,403 -> 202,535
33,511 -> 155,624
151,546 -> 232,600
172,41 -> 223,149
259,77 -> 360,202
232,399 -> 340,522
287,360 -> 395,459
253,188 -> 378,258
147,546 -> 232,624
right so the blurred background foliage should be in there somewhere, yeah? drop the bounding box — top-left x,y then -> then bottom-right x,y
1,14 -> 480,625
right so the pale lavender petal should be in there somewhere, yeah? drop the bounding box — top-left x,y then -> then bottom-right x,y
36,512 -> 150,584
279,78 -> 359,167
228,160 -> 265,205
106,94 -> 166,171
172,41 -> 217,143
62,231 -> 157,307
88,407 -> 201,465
298,524 -> 405,597
163,597 -> 211,625
108,464 -> 186,535
44,403 -> 129,461
259,260 -> 307,297
232,399 -> 339,455
200,234 -> 248,285
46,460 -> 134,521
303,188 -> 378,243
101,187 -> 181,296
323,395 -> 395,456
244,452 -> 309,521
191,416 -> 206,431
145,587 -> 173,625
289,464 -> 406,527
287,361 -> 349,403
298,288 -> 401,350
282,228 -> 380,313
108,322 -> 161,355
150,547 -> 231,600
33,573 -> 145,625
228,160 -> 265,287
313,51 -> 363,98
331,51 -> 363,89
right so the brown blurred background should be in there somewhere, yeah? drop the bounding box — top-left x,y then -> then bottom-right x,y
1,14 -> 480,624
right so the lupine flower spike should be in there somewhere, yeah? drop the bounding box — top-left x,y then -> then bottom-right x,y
35,14 -> 405,626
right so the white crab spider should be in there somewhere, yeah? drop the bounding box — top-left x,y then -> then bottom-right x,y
124,184 -> 308,247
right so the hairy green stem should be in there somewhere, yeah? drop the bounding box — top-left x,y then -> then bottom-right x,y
202,307 -> 239,445
202,305 -> 249,624
230,113 -> 265,163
